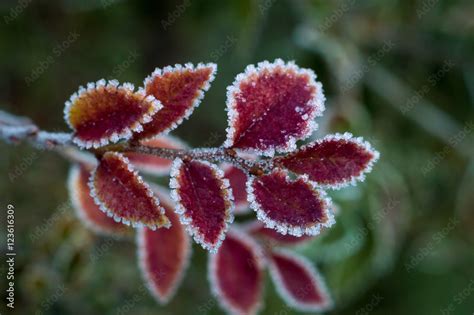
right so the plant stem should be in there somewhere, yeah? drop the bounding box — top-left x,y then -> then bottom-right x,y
0,110 -> 272,175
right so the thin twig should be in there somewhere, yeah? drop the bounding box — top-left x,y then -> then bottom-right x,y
0,110 -> 272,175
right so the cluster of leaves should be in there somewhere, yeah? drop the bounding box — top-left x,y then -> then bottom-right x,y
63,59 -> 379,314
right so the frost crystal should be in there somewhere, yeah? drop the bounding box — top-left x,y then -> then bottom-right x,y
68,164 -> 129,236
269,249 -> 333,312
137,185 -> 192,304
64,79 -> 161,149
275,132 -> 380,189
136,63 -> 217,140
89,152 -> 169,230
224,59 -> 325,156
208,228 -> 264,315
170,158 -> 234,253
247,169 -> 335,237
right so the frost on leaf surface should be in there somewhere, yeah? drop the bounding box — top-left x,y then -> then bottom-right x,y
269,250 -> 332,312
223,164 -> 250,214
125,135 -> 188,176
136,63 -> 217,140
68,164 -> 129,236
224,59 -> 325,156
246,221 -> 313,246
90,152 -> 169,230
170,159 -> 234,253
209,228 -> 264,315
275,132 -> 380,189
138,185 -> 191,304
64,80 -> 160,148
247,169 -> 334,237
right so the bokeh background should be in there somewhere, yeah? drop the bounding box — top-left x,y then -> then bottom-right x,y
1,0 -> 473,314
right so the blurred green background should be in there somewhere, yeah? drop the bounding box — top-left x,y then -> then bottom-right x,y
1,0 -> 473,314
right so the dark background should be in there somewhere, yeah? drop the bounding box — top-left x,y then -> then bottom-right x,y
1,0 -> 473,314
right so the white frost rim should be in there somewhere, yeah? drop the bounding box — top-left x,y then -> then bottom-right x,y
68,165 -> 125,236
220,162 -> 251,215
208,227 -> 265,315
136,185 -> 192,304
64,79 -> 162,149
246,169 -> 336,237
88,152 -> 169,230
169,158 -> 234,253
141,62 -> 217,138
223,58 -> 326,157
295,132 -> 380,190
268,248 -> 333,312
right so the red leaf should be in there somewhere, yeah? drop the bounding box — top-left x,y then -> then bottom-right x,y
224,59 -> 325,156
90,152 -> 170,230
275,132 -> 380,189
247,169 -> 335,236
64,80 -> 160,148
170,159 -> 234,252
125,135 -> 188,176
137,185 -> 191,304
269,250 -> 332,312
245,221 -> 314,246
222,164 -> 250,214
68,164 -> 129,236
209,228 -> 264,315
136,63 -> 217,140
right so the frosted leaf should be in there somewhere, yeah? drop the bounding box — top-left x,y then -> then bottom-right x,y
64,79 -> 161,149
208,228 -> 265,315
269,249 -> 332,312
275,132 -> 380,189
222,163 -> 251,214
244,220 -> 314,246
224,59 -> 325,156
137,185 -> 191,304
135,63 -> 217,140
89,152 -> 170,230
68,164 -> 130,236
247,169 -> 335,237
170,158 -> 234,253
